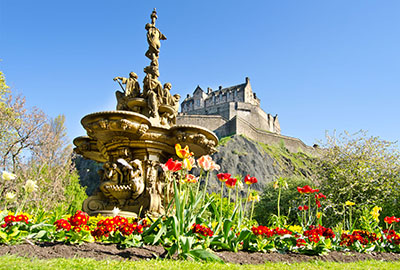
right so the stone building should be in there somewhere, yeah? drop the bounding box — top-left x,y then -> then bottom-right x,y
177,77 -> 314,154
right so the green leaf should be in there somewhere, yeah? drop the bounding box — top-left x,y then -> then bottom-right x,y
237,229 -> 251,242
153,223 -> 166,245
165,243 -> 178,258
35,230 -> 47,239
210,241 -> 230,250
222,219 -> 232,239
188,249 -> 224,263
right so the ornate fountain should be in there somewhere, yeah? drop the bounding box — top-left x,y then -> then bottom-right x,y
73,9 -> 218,217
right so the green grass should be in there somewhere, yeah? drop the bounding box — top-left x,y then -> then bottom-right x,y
256,140 -> 316,177
218,135 -> 234,146
1,256 -> 400,270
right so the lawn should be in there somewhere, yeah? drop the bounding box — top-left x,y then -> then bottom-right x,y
0,256 -> 399,270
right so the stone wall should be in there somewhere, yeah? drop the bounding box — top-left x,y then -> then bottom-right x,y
177,113 -> 314,154
234,116 -> 315,154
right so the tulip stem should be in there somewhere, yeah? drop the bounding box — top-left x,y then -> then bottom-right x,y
220,182 -> 224,219
195,169 -> 204,197
277,185 -> 282,223
228,188 -> 231,210
201,171 -> 210,202
250,200 -> 255,221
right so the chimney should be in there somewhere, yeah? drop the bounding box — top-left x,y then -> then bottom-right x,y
245,77 -> 250,84
218,86 -> 222,90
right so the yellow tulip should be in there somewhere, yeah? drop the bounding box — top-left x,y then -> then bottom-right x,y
175,144 -> 193,159
370,206 -> 382,221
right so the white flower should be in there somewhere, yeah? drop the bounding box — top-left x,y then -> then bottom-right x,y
5,192 -> 16,202
236,179 -> 244,189
2,171 -> 17,181
112,207 -> 121,217
24,180 -> 38,193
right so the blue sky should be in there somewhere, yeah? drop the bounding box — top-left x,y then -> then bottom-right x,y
1,0 -> 399,146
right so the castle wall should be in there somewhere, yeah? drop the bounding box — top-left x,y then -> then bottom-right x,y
176,114 -> 231,137
234,116 -> 314,154
177,113 -> 313,154
181,102 -> 236,121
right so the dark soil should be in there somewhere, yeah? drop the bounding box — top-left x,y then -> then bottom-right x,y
1,242 -> 400,264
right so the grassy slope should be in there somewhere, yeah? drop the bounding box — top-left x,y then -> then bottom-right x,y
0,256 -> 399,270
236,135 -> 317,180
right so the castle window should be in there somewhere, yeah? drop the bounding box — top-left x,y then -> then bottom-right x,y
212,96 -> 215,103
227,92 -> 230,100
196,99 -> 200,107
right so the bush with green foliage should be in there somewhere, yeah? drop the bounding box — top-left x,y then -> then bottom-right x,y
317,131 -> 400,226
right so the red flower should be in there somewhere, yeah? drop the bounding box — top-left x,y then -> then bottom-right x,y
296,238 -> 307,247
384,216 -> 400,224
217,173 -> 231,182
191,223 -> 214,237
315,193 -> 326,199
54,219 -> 72,231
163,158 -> 182,172
4,215 -> 16,225
184,174 -> 198,183
69,210 -> 89,227
15,214 -> 29,224
244,175 -> 258,185
298,205 -> 309,211
297,185 -> 319,194
225,177 -> 237,188
316,199 -> 321,208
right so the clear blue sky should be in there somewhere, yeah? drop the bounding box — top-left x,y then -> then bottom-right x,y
1,0 -> 399,146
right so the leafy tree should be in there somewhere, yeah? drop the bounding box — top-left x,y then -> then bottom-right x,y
317,131 -> 400,226
0,71 -> 87,214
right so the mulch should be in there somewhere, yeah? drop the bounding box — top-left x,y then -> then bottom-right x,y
1,242 -> 400,264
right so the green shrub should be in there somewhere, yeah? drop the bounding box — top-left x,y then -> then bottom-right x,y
317,131 -> 400,227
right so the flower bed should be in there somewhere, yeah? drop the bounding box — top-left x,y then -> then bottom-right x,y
2,144 -> 400,262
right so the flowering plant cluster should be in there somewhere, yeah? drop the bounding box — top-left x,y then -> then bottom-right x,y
191,223 -> 214,237
54,210 -> 90,233
340,230 -> 379,246
251,225 -> 292,238
383,229 -> 400,246
91,216 -> 145,239
302,225 -> 335,243
1,214 -> 29,228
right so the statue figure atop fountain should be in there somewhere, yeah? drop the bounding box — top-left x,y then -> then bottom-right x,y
113,8 -> 179,128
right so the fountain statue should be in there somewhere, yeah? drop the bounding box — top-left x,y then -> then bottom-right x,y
73,9 -> 218,217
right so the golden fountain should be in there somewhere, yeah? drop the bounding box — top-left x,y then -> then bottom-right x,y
73,9 -> 218,217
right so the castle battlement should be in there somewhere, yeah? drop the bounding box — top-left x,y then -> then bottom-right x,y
178,77 -> 281,138
181,77 -> 260,113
